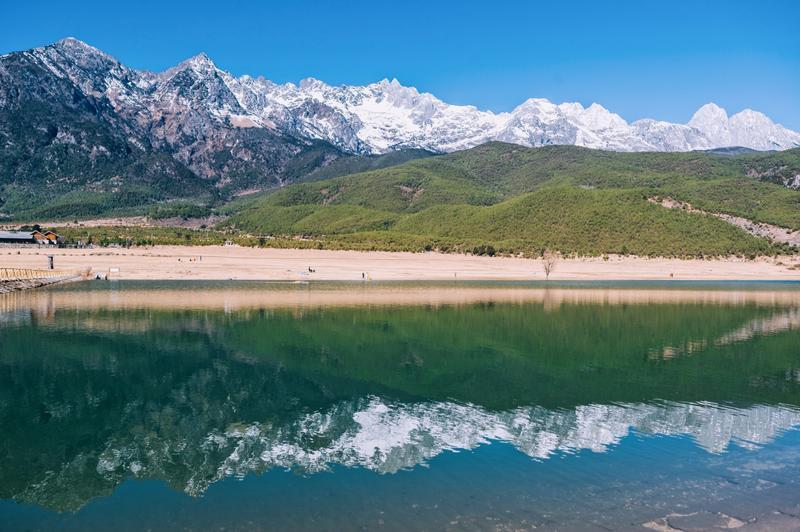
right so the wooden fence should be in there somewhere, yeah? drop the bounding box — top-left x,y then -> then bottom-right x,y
0,268 -> 78,281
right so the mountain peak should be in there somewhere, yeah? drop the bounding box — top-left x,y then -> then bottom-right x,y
515,97 -> 556,111
49,37 -> 113,62
698,102 -> 726,112
369,78 -> 421,100
55,36 -> 94,49
188,51 -> 214,65
581,103 -> 627,129
57,36 -> 83,46
686,103 -> 731,148
174,52 -> 218,74
688,103 -> 732,148
299,77 -> 327,90
32,37 -> 122,75
731,108 -> 768,121
375,77 -> 402,88
690,102 -> 729,124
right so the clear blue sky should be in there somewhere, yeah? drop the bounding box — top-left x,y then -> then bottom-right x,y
3,0 -> 799,128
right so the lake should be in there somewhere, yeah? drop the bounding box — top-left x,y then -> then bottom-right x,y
2,281 -> 800,530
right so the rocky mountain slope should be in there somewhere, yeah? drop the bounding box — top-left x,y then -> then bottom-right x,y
0,39 -> 371,218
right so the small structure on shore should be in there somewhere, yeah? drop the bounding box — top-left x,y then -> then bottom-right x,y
44,231 -> 60,244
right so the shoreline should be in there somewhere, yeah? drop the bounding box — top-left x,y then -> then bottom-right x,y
6,284 -> 800,313
0,275 -> 82,294
2,245 -> 800,281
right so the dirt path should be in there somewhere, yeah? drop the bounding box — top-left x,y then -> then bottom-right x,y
651,197 -> 800,246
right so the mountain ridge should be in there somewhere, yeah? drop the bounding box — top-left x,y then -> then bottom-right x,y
4,38 -> 799,157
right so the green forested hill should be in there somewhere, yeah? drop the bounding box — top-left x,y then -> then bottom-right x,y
222,143 -> 800,256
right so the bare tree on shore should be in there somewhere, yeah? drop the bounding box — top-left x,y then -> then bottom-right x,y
542,249 -> 559,280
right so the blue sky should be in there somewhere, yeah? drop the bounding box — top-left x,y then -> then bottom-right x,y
3,0 -> 799,128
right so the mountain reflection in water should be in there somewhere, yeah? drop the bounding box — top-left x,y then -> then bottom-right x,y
1,281 -> 800,516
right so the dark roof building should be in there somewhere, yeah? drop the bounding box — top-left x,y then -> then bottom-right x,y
0,231 -> 43,244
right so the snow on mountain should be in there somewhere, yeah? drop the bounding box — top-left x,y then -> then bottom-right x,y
728,108 -> 800,151
689,103 -> 732,146
226,70 -> 800,155
4,38 -> 800,156
689,103 -> 800,151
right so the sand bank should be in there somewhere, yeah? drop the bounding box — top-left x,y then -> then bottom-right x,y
1,245 -> 799,282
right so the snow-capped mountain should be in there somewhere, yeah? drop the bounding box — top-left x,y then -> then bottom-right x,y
229,74 -> 800,154
1,36 -> 799,216
4,37 -> 798,159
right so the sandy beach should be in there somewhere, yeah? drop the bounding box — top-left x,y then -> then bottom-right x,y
2,245 -> 800,281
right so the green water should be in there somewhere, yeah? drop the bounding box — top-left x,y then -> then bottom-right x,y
1,281 -> 800,530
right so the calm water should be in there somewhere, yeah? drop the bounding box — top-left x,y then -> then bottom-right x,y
2,281 -> 800,530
